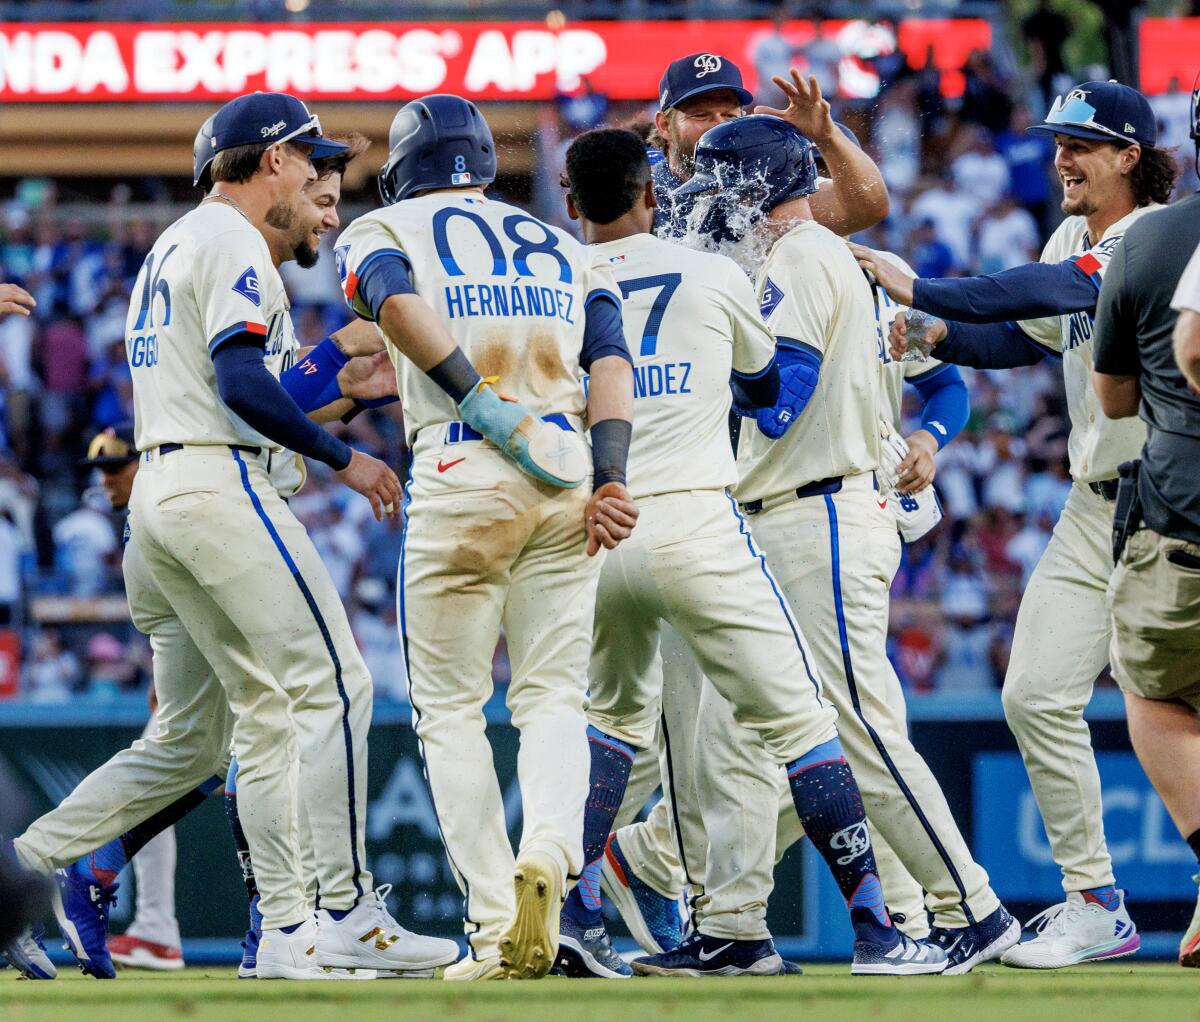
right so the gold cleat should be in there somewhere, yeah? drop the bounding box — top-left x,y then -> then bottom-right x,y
442,955 -> 504,981
498,852 -> 562,980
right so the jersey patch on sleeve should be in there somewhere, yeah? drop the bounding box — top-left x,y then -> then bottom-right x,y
759,276 -> 785,320
232,266 -> 262,307
1074,251 -> 1102,277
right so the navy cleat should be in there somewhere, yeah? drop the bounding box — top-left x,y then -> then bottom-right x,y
555,913 -> 632,979
779,959 -> 804,975
851,918 -> 947,976
929,904 -> 1021,976
238,896 -> 263,979
631,931 -> 782,977
600,834 -> 684,954
1,925 -> 56,980
54,862 -> 117,979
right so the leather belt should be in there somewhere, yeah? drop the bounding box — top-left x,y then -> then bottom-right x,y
1089,479 -> 1119,502
158,443 -> 262,457
740,475 -> 845,516
445,412 -> 574,445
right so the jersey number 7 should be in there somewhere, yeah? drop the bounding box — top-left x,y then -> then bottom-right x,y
618,273 -> 682,356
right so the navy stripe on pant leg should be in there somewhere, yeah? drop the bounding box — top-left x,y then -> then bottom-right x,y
823,493 -> 974,924
658,709 -> 701,931
397,479 -> 481,957
232,450 -> 363,901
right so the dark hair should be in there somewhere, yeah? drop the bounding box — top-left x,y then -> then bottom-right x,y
210,142 -> 270,184
313,131 -> 371,179
1130,144 -> 1179,206
565,128 -> 650,224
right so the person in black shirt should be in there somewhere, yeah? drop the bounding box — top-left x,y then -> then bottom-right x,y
1092,176 -> 1200,971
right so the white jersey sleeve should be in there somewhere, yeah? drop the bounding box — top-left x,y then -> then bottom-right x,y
192,228 -> 273,354
335,215 -> 410,323
725,260 -> 775,377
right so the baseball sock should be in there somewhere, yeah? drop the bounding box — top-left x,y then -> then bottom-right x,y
224,758 -> 260,908
1082,884 -> 1121,911
1188,828 -> 1200,865
786,737 -> 891,935
79,775 -> 222,889
562,726 -> 637,928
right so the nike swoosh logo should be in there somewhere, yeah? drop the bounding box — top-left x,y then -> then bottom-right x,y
697,942 -> 733,963
877,499 -> 888,509
437,458 -> 465,473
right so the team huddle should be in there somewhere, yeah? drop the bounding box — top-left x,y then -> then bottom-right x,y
3,48 -> 1198,981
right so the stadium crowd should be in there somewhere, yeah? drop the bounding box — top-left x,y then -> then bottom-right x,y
0,28 -> 1194,703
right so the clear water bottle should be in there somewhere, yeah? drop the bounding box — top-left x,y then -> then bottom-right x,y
902,309 -> 937,363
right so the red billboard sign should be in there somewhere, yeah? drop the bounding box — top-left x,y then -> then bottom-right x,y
1140,18 -> 1200,96
0,19 -> 990,104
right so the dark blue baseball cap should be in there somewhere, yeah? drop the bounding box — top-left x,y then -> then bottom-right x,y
658,53 -> 753,111
1028,80 -> 1156,147
194,92 -> 348,186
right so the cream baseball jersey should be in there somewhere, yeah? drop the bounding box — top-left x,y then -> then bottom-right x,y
870,252 -> 948,431
734,220 -> 882,504
336,192 -> 619,446
590,233 -> 774,499
1016,206 -> 1157,482
127,202 -> 298,454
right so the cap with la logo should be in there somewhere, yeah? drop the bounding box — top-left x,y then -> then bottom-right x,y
1028,80 -> 1156,147
658,53 -> 754,112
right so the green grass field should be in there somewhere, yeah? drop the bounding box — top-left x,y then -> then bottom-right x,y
1,964 -> 1196,1022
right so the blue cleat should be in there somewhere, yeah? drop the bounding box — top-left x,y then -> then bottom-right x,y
600,833 -> 684,955
632,932 -> 782,977
54,862 -> 117,979
929,904 -> 1021,976
850,918 -> 947,976
238,895 -> 263,979
555,913 -> 632,979
1,925 -> 57,980
457,378 -> 587,489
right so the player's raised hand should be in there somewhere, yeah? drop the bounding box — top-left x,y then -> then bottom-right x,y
847,243 -> 917,306
335,448 -> 403,521
888,311 -> 947,362
0,282 -> 35,317
337,351 -> 398,402
585,482 -> 638,557
754,70 -> 835,145
896,430 -> 939,494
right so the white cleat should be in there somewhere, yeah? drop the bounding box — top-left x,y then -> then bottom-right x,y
313,885 -> 459,975
443,955 -> 505,981
1001,891 -> 1140,969
256,919 -> 376,980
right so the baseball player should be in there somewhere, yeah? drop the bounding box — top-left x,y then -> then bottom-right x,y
553,127 -> 946,979
860,80 -> 1176,968
5,97 -> 463,982
659,114 -> 1021,975
336,94 -> 637,981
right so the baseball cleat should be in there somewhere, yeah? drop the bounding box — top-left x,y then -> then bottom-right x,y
555,913 -> 631,979
238,894 -> 263,979
929,904 -> 1021,975
498,851 -> 562,979
313,884 -> 458,975
457,378 -> 586,489
1,925 -> 57,980
851,921 -> 948,976
779,959 -> 805,975
631,932 -> 782,977
107,935 -> 184,971
257,919 -> 375,981
54,862 -> 117,979
1001,891 -> 1139,969
1181,877 -> 1200,968
443,955 -> 504,981
600,833 -> 684,954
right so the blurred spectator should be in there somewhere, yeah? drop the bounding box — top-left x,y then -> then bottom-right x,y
976,194 -> 1040,273
995,104 -> 1057,230
910,175 -> 976,268
1022,0 -> 1072,101
908,218 -> 956,279
875,78 -> 922,196
24,628 -> 79,703
0,510 -> 22,626
83,632 -> 137,700
1006,512 -> 1055,588
951,128 -> 1011,208
1150,76 -> 1194,153
753,12 -> 798,106
51,489 -> 117,597
959,51 -> 1013,136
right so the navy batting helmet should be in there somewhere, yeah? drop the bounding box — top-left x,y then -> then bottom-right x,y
378,94 -> 496,205
193,92 -> 347,188
672,115 -> 819,243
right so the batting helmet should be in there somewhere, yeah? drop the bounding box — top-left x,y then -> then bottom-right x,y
378,94 -> 497,205
672,115 -> 819,243
193,92 -> 348,189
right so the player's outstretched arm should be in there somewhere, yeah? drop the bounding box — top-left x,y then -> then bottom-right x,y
584,353 -> 637,557
757,71 -> 888,235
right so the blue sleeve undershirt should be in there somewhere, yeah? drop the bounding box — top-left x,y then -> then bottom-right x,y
581,291 -> 632,371
912,258 -> 1101,324
936,319 -> 1056,369
213,336 -> 353,471
730,355 -> 781,409
356,252 -> 417,322
906,363 -> 969,449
